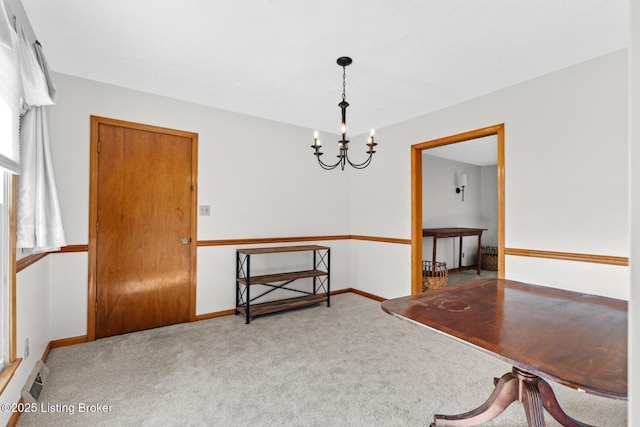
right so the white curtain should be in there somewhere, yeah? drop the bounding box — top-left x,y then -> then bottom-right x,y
0,1 -> 13,49
15,22 -> 66,253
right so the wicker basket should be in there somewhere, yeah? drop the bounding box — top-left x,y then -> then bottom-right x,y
422,261 -> 448,292
480,246 -> 498,271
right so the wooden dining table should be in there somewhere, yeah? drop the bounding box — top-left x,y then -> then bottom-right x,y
381,279 -> 627,427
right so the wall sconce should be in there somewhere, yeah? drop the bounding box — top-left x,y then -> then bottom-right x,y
456,173 -> 468,201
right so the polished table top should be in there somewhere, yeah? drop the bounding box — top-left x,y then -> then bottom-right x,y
381,279 -> 627,399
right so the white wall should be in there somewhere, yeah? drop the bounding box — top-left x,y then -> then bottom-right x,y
422,155 -> 481,229
349,240 -> 411,300
421,154 -> 497,268
48,253 -> 87,340
351,49 -> 629,300
40,73 -> 352,339
480,165 -> 499,247
49,74 -> 353,243
0,259 -> 50,426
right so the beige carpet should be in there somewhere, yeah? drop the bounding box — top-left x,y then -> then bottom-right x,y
445,269 -> 499,287
18,293 -> 626,426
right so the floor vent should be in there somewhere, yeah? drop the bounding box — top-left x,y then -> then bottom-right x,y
22,360 -> 50,402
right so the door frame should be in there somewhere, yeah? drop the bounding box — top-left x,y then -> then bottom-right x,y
87,115 -> 198,341
411,124 -> 505,294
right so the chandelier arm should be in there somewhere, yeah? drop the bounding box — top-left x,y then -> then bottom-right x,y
348,159 -> 372,170
316,154 -> 342,170
345,151 -> 374,169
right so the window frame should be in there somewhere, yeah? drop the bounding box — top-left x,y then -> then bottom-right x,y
0,173 -> 19,393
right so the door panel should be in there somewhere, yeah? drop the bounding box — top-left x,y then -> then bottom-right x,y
95,122 -> 194,338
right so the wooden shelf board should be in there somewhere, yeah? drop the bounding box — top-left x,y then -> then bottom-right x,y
237,269 -> 328,286
237,245 -> 330,255
237,294 -> 327,317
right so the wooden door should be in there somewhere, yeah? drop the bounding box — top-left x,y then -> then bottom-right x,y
90,117 -> 197,339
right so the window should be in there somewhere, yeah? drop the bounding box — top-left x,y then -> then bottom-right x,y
0,25 -> 20,176
0,163 -> 17,395
0,97 -> 14,370
0,8 -> 19,372
0,170 -> 8,368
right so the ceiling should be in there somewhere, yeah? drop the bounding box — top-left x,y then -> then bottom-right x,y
21,1 -> 629,137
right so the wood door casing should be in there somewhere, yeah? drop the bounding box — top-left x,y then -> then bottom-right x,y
89,116 -> 198,340
410,124 -> 505,295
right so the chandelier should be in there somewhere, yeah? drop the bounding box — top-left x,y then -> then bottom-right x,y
311,57 -> 377,170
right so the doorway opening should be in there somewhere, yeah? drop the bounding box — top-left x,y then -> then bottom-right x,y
411,125 -> 505,294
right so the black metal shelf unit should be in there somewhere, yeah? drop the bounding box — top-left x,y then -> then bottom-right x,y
235,245 -> 331,324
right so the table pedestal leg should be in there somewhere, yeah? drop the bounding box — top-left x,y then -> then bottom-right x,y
430,367 -> 593,427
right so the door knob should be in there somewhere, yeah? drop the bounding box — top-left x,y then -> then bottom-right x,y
180,237 -> 189,244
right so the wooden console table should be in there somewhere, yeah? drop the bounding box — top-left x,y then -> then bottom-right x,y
422,227 -> 487,274
235,245 -> 330,324
381,279 -> 627,426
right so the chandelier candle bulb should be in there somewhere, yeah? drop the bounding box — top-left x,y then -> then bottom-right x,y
312,131 -> 322,149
